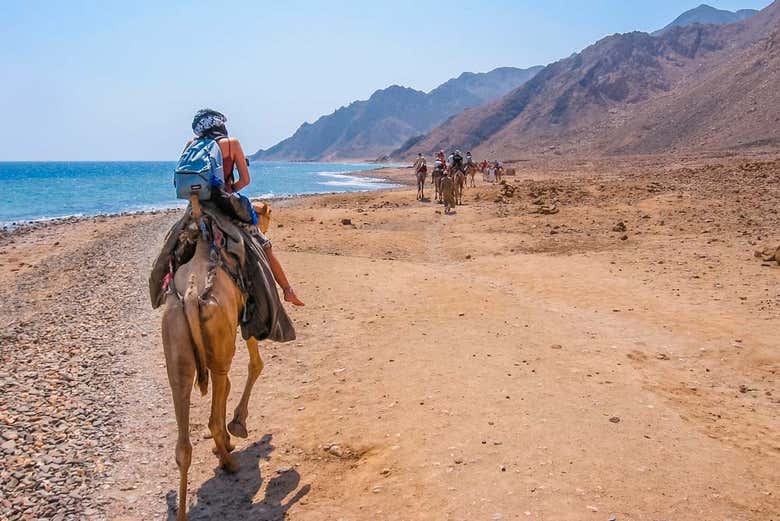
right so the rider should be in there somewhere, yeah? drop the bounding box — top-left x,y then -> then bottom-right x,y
188,109 -> 304,307
413,153 -> 427,174
465,152 -> 474,168
450,149 -> 465,174
436,150 -> 446,166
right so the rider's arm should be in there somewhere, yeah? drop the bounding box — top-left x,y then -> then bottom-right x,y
231,139 -> 251,192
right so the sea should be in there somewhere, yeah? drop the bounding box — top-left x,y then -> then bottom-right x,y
0,161 -> 397,226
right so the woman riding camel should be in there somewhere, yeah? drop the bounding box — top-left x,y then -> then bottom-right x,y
187,109 -> 304,307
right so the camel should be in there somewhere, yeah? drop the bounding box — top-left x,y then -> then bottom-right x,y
440,174 -> 456,214
466,163 -> 478,188
432,168 -> 444,203
416,168 -> 427,201
454,169 -> 466,205
162,196 -> 271,521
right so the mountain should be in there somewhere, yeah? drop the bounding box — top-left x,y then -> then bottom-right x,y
250,66 -> 542,161
392,1 -> 780,160
654,4 -> 759,35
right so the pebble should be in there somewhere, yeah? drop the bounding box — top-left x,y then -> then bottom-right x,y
0,220 -> 163,519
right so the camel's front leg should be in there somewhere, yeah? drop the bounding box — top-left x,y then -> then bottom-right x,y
209,372 -> 237,472
228,337 -> 264,439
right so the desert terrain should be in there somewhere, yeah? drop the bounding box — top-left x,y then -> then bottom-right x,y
1,155 -> 778,520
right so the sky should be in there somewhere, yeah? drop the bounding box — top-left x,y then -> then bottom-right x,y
0,0 -> 772,160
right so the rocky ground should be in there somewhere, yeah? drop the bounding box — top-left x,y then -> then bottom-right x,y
0,156 -> 778,520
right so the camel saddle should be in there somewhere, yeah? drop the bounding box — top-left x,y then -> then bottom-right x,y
149,202 -> 296,343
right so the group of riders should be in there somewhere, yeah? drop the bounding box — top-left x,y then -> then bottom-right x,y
412,150 -> 504,212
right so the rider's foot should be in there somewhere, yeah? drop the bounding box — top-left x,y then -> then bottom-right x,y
283,286 -> 305,306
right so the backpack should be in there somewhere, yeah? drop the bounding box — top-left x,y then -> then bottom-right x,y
174,138 -> 224,200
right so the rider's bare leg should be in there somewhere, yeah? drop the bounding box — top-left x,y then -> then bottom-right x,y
265,246 -> 304,306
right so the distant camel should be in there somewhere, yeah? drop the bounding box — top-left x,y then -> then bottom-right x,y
416,168 -> 427,200
432,167 -> 444,203
440,175 -> 456,214
454,169 -> 466,205
465,163 -> 478,188
163,196 -> 270,521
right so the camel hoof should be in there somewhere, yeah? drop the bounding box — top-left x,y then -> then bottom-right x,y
228,419 -> 248,439
221,456 -> 238,474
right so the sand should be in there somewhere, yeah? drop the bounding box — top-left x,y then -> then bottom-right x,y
1,156 -> 778,520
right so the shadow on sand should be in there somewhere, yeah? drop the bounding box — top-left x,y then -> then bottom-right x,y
167,434 -> 310,521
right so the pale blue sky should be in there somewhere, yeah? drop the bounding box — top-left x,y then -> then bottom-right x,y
0,0 -> 770,160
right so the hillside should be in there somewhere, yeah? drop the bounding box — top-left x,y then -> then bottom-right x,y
250,66 -> 541,162
393,1 -> 780,160
654,4 -> 759,35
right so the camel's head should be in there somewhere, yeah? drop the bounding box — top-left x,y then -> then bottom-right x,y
253,202 -> 272,234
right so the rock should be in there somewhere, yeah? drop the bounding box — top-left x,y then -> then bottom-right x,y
608,514 -> 618,521
2,439 -> 16,452
586,505 -> 599,512
620,235 -> 629,241
609,416 -> 621,424
2,430 -> 19,441
341,218 -> 352,226
326,444 -> 344,458
612,221 -> 626,232
551,344 -> 562,350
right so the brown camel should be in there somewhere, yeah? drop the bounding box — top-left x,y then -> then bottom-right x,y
416,169 -> 427,201
432,168 -> 444,203
466,163 -> 478,188
454,170 -> 466,205
162,196 -> 270,520
440,174 -> 456,214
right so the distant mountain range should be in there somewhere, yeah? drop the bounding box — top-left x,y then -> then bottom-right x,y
252,3 -> 775,163
392,2 -> 779,160
653,4 -> 759,35
250,67 -> 542,162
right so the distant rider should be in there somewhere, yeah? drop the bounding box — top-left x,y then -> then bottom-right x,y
413,153 -> 427,174
465,152 -> 474,168
450,149 -> 465,175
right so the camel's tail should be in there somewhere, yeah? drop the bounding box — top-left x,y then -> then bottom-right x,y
183,273 -> 209,396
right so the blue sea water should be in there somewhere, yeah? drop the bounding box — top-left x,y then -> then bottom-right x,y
0,161 -> 396,224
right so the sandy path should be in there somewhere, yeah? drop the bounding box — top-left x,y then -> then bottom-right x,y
2,159 -> 778,520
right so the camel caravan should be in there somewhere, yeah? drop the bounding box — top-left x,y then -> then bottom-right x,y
414,150 -> 506,214
148,111 -> 513,520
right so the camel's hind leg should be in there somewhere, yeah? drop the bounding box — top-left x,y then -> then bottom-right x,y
162,301 -> 196,521
228,337 -> 264,439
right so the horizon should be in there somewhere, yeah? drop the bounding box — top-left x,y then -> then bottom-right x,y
0,0 -> 770,161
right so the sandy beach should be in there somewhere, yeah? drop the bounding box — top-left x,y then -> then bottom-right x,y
1,157 -> 779,520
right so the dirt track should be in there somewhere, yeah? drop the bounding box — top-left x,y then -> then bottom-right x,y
1,158 -> 778,520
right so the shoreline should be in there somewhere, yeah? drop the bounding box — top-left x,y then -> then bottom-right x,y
0,167 -> 408,236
